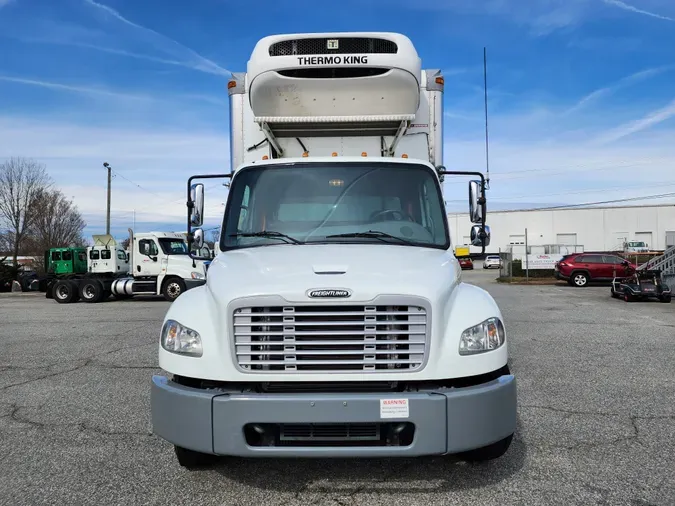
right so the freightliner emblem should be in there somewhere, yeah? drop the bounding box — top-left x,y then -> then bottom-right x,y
307,288 -> 352,298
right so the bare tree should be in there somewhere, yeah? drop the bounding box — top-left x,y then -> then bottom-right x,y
209,229 -> 220,243
0,157 -> 52,265
24,189 -> 87,255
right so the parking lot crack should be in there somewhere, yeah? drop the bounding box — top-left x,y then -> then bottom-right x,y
1,341 -> 154,392
0,362 -> 88,391
521,403 -> 620,417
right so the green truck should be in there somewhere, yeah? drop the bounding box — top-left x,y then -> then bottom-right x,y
45,247 -> 89,276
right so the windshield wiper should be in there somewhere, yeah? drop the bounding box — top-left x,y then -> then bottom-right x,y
229,231 -> 302,244
325,230 -> 415,245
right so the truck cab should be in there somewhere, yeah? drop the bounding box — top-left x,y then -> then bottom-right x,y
119,230 -> 208,300
87,234 -> 129,275
151,31 -> 515,469
46,247 -> 88,275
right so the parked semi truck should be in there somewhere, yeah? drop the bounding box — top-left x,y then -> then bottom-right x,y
45,229 -> 208,303
151,32 -> 516,468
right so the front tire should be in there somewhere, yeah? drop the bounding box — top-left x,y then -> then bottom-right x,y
174,446 -> 218,469
571,272 -> 589,287
660,295 -> 671,303
162,277 -> 186,302
457,434 -> 513,462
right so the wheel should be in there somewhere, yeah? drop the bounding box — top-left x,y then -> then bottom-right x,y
174,445 -> 218,469
80,279 -> 103,303
660,295 -> 671,303
571,272 -> 589,287
53,280 -> 77,304
457,435 -> 513,462
624,293 -> 632,302
610,286 -> 620,298
162,277 -> 186,301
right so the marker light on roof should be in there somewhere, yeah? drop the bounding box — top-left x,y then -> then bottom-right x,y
329,179 -> 344,187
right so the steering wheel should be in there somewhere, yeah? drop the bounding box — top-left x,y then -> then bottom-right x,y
369,209 -> 412,222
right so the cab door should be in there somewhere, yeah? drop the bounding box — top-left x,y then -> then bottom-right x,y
136,238 -> 160,276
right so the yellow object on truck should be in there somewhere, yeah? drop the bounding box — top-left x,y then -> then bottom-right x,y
455,246 -> 470,257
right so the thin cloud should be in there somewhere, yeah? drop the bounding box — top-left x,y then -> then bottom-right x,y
81,0 -> 230,77
0,74 -> 226,106
602,0 -> 675,21
0,0 -> 15,7
0,75 -> 151,100
564,65 -> 675,115
594,98 -> 675,144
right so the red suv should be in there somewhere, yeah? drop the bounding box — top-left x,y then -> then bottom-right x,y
555,253 -> 636,287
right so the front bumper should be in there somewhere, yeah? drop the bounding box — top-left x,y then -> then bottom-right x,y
184,279 -> 206,290
151,373 -> 517,458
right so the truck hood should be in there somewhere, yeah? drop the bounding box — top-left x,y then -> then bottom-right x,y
167,254 -> 208,271
205,244 -> 460,304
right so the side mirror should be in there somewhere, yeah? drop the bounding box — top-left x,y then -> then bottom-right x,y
470,224 -> 491,247
193,228 -> 204,250
468,180 -> 483,224
190,183 -> 205,227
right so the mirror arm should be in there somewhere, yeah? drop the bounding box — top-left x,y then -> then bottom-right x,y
437,168 -> 488,258
186,173 -> 233,261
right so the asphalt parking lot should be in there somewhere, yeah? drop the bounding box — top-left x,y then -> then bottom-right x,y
1,266 -> 674,506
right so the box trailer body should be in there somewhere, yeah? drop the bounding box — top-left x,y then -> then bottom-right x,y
151,32 -> 515,468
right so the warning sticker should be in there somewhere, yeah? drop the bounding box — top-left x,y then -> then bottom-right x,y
379,398 -> 409,419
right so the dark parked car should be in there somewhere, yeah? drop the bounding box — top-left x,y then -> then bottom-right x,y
555,252 -> 636,287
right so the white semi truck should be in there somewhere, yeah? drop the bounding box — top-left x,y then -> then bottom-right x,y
47,229 -> 208,303
151,32 -> 516,468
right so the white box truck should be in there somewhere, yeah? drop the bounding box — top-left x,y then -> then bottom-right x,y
151,32 -> 516,468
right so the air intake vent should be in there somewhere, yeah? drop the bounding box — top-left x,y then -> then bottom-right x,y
277,68 -> 390,79
269,37 -> 398,56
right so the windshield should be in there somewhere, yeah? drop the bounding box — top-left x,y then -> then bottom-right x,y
627,242 -> 646,247
221,162 -> 449,250
158,238 -> 189,255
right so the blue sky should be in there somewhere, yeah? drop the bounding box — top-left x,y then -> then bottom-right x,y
1,0 -> 675,242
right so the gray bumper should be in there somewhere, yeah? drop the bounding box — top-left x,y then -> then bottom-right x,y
151,373 -> 517,458
184,279 -> 206,290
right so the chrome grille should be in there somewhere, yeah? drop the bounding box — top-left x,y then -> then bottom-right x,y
268,37 -> 398,56
233,304 -> 428,373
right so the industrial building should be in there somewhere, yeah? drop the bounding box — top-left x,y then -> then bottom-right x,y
448,203 -> 675,254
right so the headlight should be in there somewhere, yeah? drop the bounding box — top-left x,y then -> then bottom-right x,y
191,271 -> 205,280
459,317 -> 505,355
161,319 -> 202,357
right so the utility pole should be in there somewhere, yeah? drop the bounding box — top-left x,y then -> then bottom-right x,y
103,162 -> 111,235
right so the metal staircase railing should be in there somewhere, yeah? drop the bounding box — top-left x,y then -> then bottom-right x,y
638,245 -> 675,274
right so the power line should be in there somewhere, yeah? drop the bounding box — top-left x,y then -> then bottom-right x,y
489,180 -> 675,201
493,192 -> 675,212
